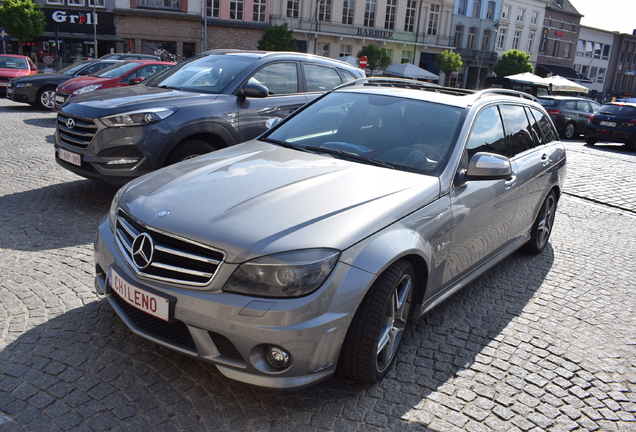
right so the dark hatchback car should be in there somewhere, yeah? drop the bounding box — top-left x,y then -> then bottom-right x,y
584,102 -> 636,149
6,60 -> 120,110
538,96 -> 601,139
54,50 -> 365,186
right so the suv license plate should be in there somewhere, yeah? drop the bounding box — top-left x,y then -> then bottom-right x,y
600,121 -> 616,127
58,148 -> 81,166
109,267 -> 171,322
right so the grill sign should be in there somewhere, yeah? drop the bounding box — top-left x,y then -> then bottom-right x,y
109,267 -> 170,321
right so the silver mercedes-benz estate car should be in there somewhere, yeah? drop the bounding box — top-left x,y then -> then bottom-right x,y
94,79 -> 566,389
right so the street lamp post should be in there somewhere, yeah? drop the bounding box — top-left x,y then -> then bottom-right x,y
93,0 -> 98,58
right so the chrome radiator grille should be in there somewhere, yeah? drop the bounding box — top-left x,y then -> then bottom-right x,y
57,114 -> 97,149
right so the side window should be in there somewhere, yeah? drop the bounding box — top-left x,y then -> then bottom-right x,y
530,107 -> 558,143
339,70 -> 359,82
591,101 -> 602,112
84,63 -> 111,75
303,64 -> 342,92
525,107 -> 545,145
500,104 -> 536,157
577,101 -> 591,113
250,62 -> 299,95
562,100 -> 576,110
466,106 -> 506,158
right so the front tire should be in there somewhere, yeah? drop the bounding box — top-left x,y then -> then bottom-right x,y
37,87 -> 56,110
523,190 -> 557,254
585,137 -> 597,146
563,122 -> 576,139
164,139 -> 217,166
339,260 -> 414,384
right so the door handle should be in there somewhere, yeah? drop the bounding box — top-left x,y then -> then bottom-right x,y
505,174 -> 517,189
541,153 -> 550,166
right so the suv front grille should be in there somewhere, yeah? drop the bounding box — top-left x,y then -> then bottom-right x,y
57,113 -> 97,149
115,210 -> 225,287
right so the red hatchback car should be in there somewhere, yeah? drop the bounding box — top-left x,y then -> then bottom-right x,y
0,54 -> 38,93
54,60 -> 174,107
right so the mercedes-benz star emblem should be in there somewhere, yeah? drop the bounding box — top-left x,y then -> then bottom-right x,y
131,233 -> 154,270
66,118 -> 76,129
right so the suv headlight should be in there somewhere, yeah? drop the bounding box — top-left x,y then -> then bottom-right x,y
73,84 -> 102,95
14,82 -> 32,88
98,107 -> 177,127
224,249 -> 339,298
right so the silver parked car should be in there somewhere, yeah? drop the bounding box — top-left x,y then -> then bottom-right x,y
94,79 -> 566,389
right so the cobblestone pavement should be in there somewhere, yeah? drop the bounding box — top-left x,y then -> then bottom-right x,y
0,98 -> 635,432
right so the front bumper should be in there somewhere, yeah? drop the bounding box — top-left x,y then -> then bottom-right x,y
94,217 -> 374,389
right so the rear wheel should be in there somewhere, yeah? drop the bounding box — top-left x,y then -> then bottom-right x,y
523,191 -> 557,254
563,122 -> 576,139
584,137 -> 597,146
37,87 -> 56,110
164,139 -> 217,166
339,260 -> 414,384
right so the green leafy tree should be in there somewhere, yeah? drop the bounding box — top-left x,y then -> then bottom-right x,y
0,0 -> 45,55
493,49 -> 534,77
434,50 -> 463,86
257,23 -> 297,52
356,44 -> 390,76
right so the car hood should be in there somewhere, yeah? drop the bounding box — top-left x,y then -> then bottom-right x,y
57,76 -> 115,93
0,69 -> 32,78
11,72 -> 68,82
60,85 -> 220,117
118,140 -> 440,263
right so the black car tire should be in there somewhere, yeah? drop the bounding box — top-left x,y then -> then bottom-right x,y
338,259 -> 414,384
37,87 -> 57,110
164,139 -> 217,166
523,190 -> 557,254
584,137 -> 597,146
563,122 -> 576,139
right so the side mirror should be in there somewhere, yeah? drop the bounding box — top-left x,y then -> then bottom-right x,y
238,82 -> 269,98
130,77 -> 145,85
466,152 -> 512,180
266,118 -> 281,129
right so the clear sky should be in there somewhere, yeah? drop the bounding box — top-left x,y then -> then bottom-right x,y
570,0 -> 635,35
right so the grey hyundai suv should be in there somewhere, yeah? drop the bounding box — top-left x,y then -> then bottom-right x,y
54,50 -> 365,186
94,79 -> 566,389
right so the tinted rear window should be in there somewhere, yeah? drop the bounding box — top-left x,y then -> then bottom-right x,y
599,105 -> 636,117
538,98 -> 558,107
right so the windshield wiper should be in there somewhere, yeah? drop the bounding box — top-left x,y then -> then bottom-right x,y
302,145 -> 395,169
261,138 -> 309,151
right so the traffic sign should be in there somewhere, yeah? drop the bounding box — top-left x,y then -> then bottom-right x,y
359,55 -> 368,69
0,28 -> 11,41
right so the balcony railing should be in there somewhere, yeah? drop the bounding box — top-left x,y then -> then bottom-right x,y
453,47 -> 498,64
271,15 -> 453,47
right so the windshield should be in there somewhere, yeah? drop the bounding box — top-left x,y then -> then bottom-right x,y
93,62 -> 143,78
59,62 -> 91,75
264,92 -> 464,176
0,56 -> 28,70
149,54 -> 256,93
599,104 -> 636,117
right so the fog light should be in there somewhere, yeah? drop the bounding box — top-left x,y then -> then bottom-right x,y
266,346 -> 291,369
106,158 -> 140,165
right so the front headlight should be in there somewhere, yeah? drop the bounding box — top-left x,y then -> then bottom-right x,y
108,185 -> 127,231
98,107 -> 177,127
73,84 -> 102,95
14,82 -> 32,88
224,249 -> 340,298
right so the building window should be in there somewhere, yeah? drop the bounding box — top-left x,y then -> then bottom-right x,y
385,0 -> 396,30
317,42 -> 330,57
401,50 -> 411,63
318,0 -> 331,22
454,25 -> 464,48
88,0 -> 105,6
552,40 -> 560,57
46,0 -> 64,4
286,0 -> 299,18
563,42 -> 571,59
427,4 -> 440,36
340,44 -> 352,57
67,0 -> 85,5
449,72 -> 463,88
229,0 -> 243,19
482,29 -> 491,51
467,27 -> 477,49
404,0 -> 416,31
342,0 -> 354,25
544,18 -> 551,26
137,0 -> 180,8
383,48 -> 393,62
527,32 -> 535,53
458,0 -> 467,15
364,0 -> 376,27
531,11 -> 538,25
602,44 -> 611,60
501,5 -> 510,19
486,1 -> 495,20
207,0 -> 220,17
557,21 -> 563,29
253,0 -> 266,22
496,28 -> 506,49
512,30 -> 520,50
472,0 -> 481,18
516,8 -> 525,22
597,67 -> 605,83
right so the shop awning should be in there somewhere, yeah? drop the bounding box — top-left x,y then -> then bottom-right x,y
536,64 -> 592,83
40,32 -> 125,42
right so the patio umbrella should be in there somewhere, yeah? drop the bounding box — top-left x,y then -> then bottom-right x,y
505,72 -> 550,85
385,63 -> 439,81
543,75 -> 589,94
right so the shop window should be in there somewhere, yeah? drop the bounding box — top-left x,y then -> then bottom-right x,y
207,0 -> 220,17
138,0 -> 180,9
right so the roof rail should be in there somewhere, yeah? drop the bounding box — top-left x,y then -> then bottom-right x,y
335,77 -> 476,96
475,88 -> 539,103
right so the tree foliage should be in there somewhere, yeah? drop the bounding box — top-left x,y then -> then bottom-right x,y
0,0 -> 45,54
434,50 -> 463,76
356,44 -> 390,75
257,23 -> 297,52
493,49 -> 534,77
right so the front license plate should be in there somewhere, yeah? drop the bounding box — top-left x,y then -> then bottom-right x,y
600,121 -> 616,127
58,148 -> 81,166
0,82 -> 7,87
109,267 -> 171,321
55,95 -> 65,103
